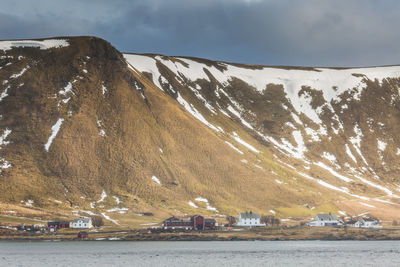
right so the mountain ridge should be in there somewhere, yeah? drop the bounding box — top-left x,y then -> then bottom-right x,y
123,52 -> 400,70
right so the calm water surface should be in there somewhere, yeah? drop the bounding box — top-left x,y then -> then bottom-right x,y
1,240 -> 400,266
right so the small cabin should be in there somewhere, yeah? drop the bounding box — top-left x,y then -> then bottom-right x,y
77,231 -> 88,239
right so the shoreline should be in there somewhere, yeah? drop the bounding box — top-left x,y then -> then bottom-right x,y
3,237 -> 400,242
2,227 -> 400,242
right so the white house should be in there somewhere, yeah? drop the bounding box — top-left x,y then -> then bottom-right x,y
71,218 -> 93,229
346,217 -> 382,229
307,214 -> 342,227
345,219 -> 359,228
359,218 -> 382,228
236,211 -> 266,227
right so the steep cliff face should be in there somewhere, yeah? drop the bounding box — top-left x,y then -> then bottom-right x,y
1,36 -> 400,226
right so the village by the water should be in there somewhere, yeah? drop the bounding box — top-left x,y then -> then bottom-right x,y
0,210 -> 390,241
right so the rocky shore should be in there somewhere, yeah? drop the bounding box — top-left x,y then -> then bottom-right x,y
2,226 -> 400,242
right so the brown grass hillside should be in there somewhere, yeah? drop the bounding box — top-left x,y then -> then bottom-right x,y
1,37 -> 400,227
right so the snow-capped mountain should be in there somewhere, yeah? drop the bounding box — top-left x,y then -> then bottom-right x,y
1,36 -> 400,226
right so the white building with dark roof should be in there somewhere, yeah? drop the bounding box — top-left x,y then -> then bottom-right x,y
71,218 -> 93,229
307,214 -> 342,227
346,217 -> 382,229
358,217 -> 382,228
236,211 -> 266,227
345,219 -> 359,228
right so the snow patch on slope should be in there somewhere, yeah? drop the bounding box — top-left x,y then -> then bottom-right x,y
227,105 -> 254,130
188,201 -> 198,208
354,175 -> 393,196
231,132 -> 259,153
59,82 -> 74,96
22,199 -> 34,207
305,127 -> 327,142
0,129 -> 12,147
298,171 -> 368,200
10,66 -> 29,79
278,131 -> 307,159
152,175 -> 161,185
101,212 -> 119,225
292,131 -> 307,156
0,86 -> 9,102
176,92 -> 221,132
285,122 -> 296,129
291,113 -> 303,125
257,131 -> 309,162
101,82 -> 107,95
97,120 -> 106,137
0,39 -> 69,51
224,141 -> 244,154
194,197 -> 218,212
377,140 -> 387,151
0,128 -> 11,171
315,162 -> 352,182
129,54 -> 400,132
113,196 -> 121,205
44,118 -> 64,152
349,124 -> 369,166
124,54 -> 163,89
107,207 -> 128,214
345,144 -> 357,163
97,190 -> 107,203
157,56 -> 212,83
0,158 -> 11,170
360,202 -> 375,208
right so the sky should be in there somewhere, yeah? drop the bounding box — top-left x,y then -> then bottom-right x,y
1,0 -> 400,67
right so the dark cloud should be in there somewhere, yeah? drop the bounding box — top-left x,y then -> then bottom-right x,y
1,0 -> 400,66
0,12 -> 95,38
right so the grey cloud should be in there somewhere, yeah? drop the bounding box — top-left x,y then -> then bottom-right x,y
0,12 -> 96,39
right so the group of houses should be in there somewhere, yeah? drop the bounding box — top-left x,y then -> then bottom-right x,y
47,218 -> 93,232
50,213 -> 383,232
162,211 -> 266,230
307,213 -> 382,228
163,215 -> 218,230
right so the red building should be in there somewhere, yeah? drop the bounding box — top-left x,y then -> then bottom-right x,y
163,215 -> 217,230
77,231 -> 88,239
205,219 -> 217,230
163,217 -> 193,229
192,215 -> 205,230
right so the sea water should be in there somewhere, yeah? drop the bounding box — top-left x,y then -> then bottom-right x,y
1,240 -> 400,266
